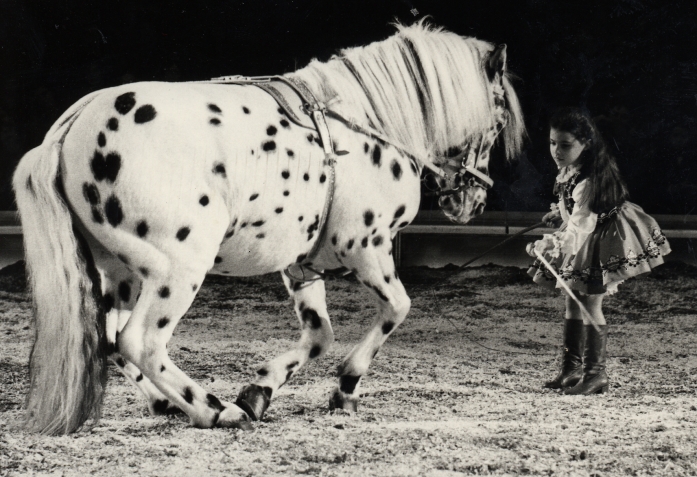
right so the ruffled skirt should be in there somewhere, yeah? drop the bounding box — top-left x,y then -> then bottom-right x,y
527,201 -> 671,295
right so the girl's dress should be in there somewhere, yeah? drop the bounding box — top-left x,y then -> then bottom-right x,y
527,164 -> 671,295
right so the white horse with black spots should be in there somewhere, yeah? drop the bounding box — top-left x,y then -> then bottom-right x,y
13,21 -> 525,434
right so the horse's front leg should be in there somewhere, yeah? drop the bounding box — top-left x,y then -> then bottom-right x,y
329,240 -> 411,412
235,276 -> 334,421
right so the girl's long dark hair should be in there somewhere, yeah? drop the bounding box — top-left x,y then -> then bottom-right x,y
550,107 -> 629,213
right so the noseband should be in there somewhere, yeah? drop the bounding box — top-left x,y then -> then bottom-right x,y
424,134 -> 495,198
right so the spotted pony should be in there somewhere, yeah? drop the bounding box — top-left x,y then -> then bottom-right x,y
13,21 -> 525,434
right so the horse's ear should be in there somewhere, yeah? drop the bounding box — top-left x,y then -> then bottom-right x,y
486,44 -> 507,81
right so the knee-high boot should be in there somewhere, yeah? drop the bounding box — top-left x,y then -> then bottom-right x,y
564,324 -> 609,395
544,319 -> 584,389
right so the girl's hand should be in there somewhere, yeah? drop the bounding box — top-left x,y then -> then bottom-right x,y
542,210 -> 562,228
525,242 -> 537,257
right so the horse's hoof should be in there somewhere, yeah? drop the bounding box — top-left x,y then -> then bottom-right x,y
329,389 -> 358,413
235,384 -> 272,421
215,403 -> 254,430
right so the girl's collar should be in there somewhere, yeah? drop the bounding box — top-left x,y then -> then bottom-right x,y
555,164 -> 583,184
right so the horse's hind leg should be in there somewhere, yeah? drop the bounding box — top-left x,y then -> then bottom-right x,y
236,277 -> 334,421
99,258 -> 181,415
116,260 -> 252,429
329,245 -> 411,412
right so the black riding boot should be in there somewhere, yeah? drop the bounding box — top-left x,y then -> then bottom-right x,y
544,319 -> 584,389
564,324 -> 609,395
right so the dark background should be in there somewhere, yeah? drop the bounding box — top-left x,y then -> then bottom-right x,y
1,0 -> 696,215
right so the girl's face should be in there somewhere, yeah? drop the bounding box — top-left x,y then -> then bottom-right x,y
549,128 -> 587,169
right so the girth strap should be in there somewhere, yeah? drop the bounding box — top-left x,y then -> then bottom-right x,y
207,75 -> 339,282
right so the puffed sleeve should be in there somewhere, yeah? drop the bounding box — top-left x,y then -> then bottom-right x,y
552,179 -> 597,256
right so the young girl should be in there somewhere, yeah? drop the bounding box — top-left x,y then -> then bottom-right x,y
526,107 -> 671,395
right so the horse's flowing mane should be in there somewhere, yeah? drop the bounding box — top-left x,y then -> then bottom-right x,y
289,20 -> 525,163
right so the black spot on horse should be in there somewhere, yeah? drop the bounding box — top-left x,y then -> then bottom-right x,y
158,286 -> 170,298
287,361 -> 299,370
157,317 -> 170,328
183,387 -> 194,404
303,173 -> 310,181
394,205 -> 406,219
91,151 -> 106,181
347,239 -> 354,249
283,190 -> 290,196
207,394 -> 225,412
307,134 -> 313,143
139,267 -> 149,277
262,140 -> 276,152
107,117 -> 119,131
302,308 -> 323,329
372,235 -> 383,247
364,210 -> 374,227
256,233 -> 265,239
119,282 -> 131,303
104,153 -> 121,182
208,103 -> 222,113
372,145 -> 382,166
200,195 -> 209,206
252,220 -> 264,227
117,254 -> 129,265
250,193 -> 259,201
391,160 -> 403,180
292,281 -> 303,292
364,143 -> 369,154
82,182 -> 100,205
320,173 -> 327,183
382,322 -> 394,334
136,373 -> 143,382
225,230 -> 234,238
257,368 -> 268,376
372,286 -> 389,302
275,207 -> 283,214
103,293 -> 115,313
104,195 -> 124,227
309,346 -> 322,359
243,106 -> 250,114
92,208 -> 104,224
90,152 -> 121,183
210,118 -> 221,125
331,235 -> 338,246
213,163 -> 226,176
134,105 -> 157,123
267,125 -> 277,136
192,284 -> 198,292
313,135 -> 323,148
282,170 -> 290,179
280,119 -> 290,128
176,227 -> 190,241
339,375 -> 361,394
361,237 -> 368,248
116,358 -> 126,368
161,365 -> 166,372
384,275 -> 391,283
114,92 -> 136,115
136,221 -> 148,237
399,221 -> 409,228
298,216 -> 303,222
153,399 -> 169,414
214,256 -> 223,263
97,132 -> 106,148
296,253 -> 307,263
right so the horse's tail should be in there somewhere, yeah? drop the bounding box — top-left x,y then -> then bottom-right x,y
13,96 -> 108,435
